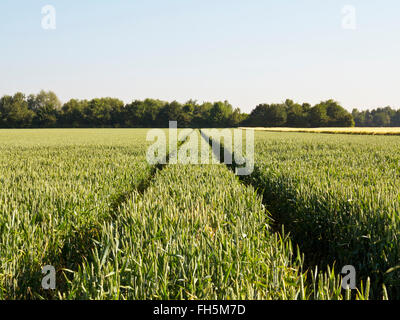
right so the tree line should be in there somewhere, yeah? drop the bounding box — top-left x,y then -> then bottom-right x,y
0,91 -> 245,128
243,99 -> 354,127
352,107 -> 400,127
0,91 -> 370,128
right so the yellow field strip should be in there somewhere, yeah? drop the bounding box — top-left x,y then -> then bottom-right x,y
239,127 -> 400,135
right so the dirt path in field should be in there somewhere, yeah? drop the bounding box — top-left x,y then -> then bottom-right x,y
199,129 -> 331,274
43,130 -> 197,298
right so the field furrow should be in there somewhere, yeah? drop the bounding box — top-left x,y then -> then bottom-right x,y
0,130 -> 153,298
244,131 -> 400,299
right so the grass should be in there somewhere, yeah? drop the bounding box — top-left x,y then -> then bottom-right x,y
243,131 -> 400,299
0,128 -> 395,300
60,161 -> 354,300
0,129 -> 153,298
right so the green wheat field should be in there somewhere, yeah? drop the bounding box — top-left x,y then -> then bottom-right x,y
0,129 -> 399,300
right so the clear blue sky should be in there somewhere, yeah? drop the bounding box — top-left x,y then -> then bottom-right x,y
1,0 -> 399,113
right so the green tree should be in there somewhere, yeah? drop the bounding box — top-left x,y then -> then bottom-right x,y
157,101 -> 183,127
229,108 -> 244,127
84,98 -> 124,127
245,104 -> 269,127
265,104 -> 287,127
28,90 -> 62,111
287,103 -> 308,127
191,103 -> 212,128
28,91 -> 62,127
310,100 -> 353,127
60,99 -> 87,127
309,103 -> 329,127
373,111 -> 391,127
209,101 -> 234,127
0,93 -> 35,128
